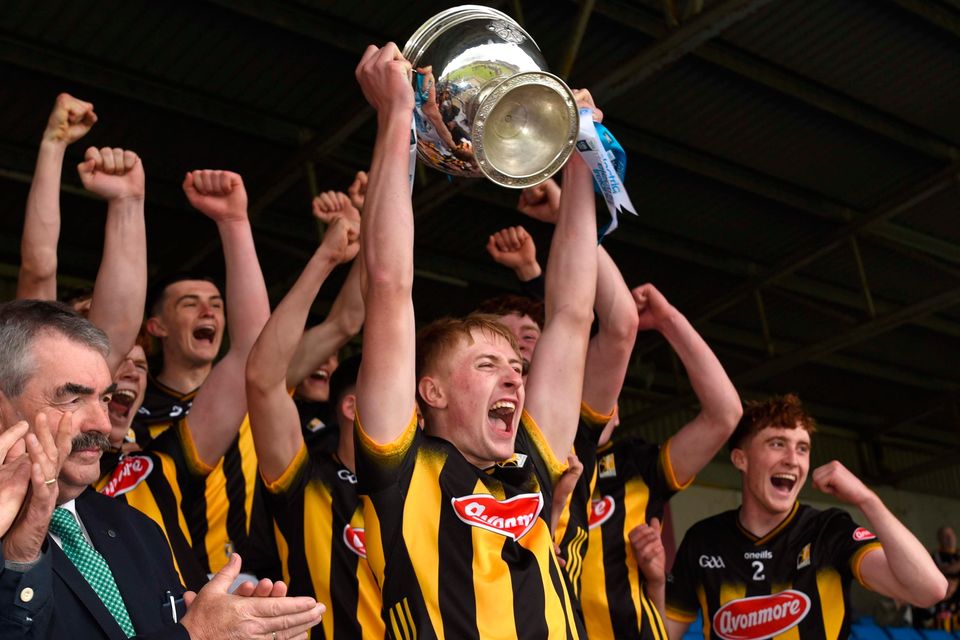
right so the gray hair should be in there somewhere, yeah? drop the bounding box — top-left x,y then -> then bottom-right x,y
0,300 -> 110,397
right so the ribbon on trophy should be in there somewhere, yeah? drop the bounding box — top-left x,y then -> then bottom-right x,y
575,107 -> 636,239
409,116 -> 417,193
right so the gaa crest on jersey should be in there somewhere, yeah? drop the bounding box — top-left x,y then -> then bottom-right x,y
343,524 -> 367,558
797,543 -> 811,569
852,527 -> 876,541
712,590 -> 811,640
588,496 -> 616,529
100,455 -> 154,497
451,493 -> 543,541
598,452 -> 616,478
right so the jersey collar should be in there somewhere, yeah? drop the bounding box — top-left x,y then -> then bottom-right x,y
736,501 -> 800,546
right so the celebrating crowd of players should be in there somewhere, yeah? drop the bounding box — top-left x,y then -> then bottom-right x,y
0,43 -> 948,640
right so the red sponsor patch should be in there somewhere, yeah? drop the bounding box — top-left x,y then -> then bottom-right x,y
853,527 -> 876,541
100,455 -> 154,497
343,524 -> 366,558
712,590 -> 811,640
588,496 -> 616,529
451,493 -> 543,541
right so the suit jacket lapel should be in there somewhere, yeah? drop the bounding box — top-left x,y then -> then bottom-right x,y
50,536 -> 127,640
77,490 -> 161,635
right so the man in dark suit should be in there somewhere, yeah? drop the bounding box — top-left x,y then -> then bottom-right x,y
0,300 -> 324,639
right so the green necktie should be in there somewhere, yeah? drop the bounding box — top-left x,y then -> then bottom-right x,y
49,507 -> 136,638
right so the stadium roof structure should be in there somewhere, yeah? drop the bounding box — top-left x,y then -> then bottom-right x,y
2,0 -> 959,496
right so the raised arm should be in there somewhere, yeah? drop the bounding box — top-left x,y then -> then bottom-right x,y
247,217 -> 358,483
814,461 -> 947,607
514,174 -> 636,414
181,170 -> 271,465
287,260 -> 364,388
523,90 -> 599,459
581,247 -> 639,414
639,284 -> 742,485
286,191 -> 365,387
17,93 -> 96,300
354,43 -> 417,444
81,147 -> 147,374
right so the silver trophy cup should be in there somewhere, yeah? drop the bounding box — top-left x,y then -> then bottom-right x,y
403,5 -> 579,188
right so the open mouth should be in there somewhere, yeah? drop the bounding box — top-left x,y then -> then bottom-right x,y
108,388 -> 137,419
309,370 -> 330,382
770,473 -> 797,493
193,326 -> 216,344
488,400 -> 517,435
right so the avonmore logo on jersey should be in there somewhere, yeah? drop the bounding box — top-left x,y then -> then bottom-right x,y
712,590 -> 811,640
343,525 -> 366,558
853,527 -> 876,541
100,455 -> 154,497
588,496 -> 616,529
451,493 -> 543,541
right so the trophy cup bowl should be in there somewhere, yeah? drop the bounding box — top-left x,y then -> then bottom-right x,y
403,5 -> 579,188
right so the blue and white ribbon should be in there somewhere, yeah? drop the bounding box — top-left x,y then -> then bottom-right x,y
575,107 -> 636,239
409,116 -> 417,193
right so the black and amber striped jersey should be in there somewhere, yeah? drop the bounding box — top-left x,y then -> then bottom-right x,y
579,436 -> 689,640
553,404 -> 612,603
263,445 -> 384,639
98,415 -> 265,584
296,397 -> 338,456
667,502 -> 882,640
355,409 -> 582,640
132,375 -> 197,445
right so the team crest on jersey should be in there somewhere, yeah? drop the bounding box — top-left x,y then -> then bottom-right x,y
598,453 -> 617,478
588,496 -> 616,529
713,590 -> 811,640
343,524 -> 366,558
852,527 -> 876,541
797,543 -> 811,569
497,453 -> 528,469
100,455 -> 154,497
451,493 -> 543,541
306,418 -> 327,433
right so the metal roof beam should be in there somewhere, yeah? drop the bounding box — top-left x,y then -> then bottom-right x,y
628,283 -> 960,425
697,322 -> 958,391
890,0 -> 960,40
0,35 -> 302,146
201,0 -> 387,53
611,121 -> 960,268
667,163 -> 959,329
591,0 -> 780,103
735,284 -> 960,387
559,0 -> 597,80
455,166 -> 960,340
594,0 -> 960,161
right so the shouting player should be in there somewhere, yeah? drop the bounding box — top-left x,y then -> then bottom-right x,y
666,394 -> 946,640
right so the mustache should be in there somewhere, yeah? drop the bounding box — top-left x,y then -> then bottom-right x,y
71,431 -> 111,453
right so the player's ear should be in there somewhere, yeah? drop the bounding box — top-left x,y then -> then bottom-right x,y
145,316 -> 167,338
417,376 -> 447,409
340,393 -> 357,422
730,447 -> 747,473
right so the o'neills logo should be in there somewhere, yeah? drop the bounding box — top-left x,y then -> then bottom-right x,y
588,496 -> 616,529
852,527 -> 876,542
343,525 -> 366,558
451,493 -> 543,541
712,590 -> 811,640
100,455 -> 154,497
